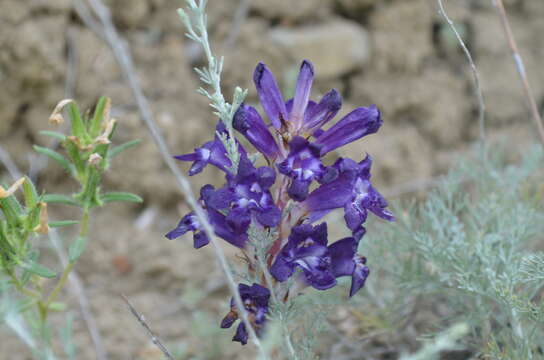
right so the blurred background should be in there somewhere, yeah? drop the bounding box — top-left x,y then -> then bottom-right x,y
0,0 -> 543,358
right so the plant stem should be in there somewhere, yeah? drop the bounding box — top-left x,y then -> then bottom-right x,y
42,208 -> 90,318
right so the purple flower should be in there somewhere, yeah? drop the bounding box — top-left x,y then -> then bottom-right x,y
253,60 -> 343,136
205,156 -> 281,232
221,283 -> 270,345
233,104 -> 280,159
165,212 -> 209,248
277,137 -> 337,201
166,185 -> 248,249
314,105 -> 382,155
174,122 -> 234,175
328,236 -> 370,297
342,156 -> 395,231
270,223 -> 336,290
301,157 -> 393,231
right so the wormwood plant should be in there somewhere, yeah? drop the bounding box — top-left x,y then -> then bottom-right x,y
356,144 -> 544,359
0,97 -> 141,359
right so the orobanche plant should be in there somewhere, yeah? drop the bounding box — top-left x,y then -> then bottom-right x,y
167,58 -> 394,346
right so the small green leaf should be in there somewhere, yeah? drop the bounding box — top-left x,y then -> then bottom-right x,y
108,139 -> 141,159
21,260 -> 57,278
22,176 -> 39,208
39,130 -> 66,142
42,194 -> 80,207
101,192 -> 143,204
69,236 -> 88,263
49,220 -> 79,228
89,96 -> 109,137
33,145 -> 75,177
67,102 -> 89,141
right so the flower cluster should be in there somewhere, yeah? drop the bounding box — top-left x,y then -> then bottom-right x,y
167,60 -> 394,345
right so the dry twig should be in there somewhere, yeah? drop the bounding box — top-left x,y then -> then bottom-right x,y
121,294 -> 174,360
437,0 -> 486,153
492,0 -> 544,145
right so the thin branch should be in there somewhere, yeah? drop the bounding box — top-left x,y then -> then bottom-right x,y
73,0 -> 267,356
49,230 -> 108,360
492,0 -> 544,146
437,0 -> 486,155
121,294 -> 174,360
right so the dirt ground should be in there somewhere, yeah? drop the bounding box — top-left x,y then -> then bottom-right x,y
1,0 -> 543,358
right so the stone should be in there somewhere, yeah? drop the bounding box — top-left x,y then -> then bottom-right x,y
251,0 -> 330,22
370,0 -> 433,73
268,19 -> 371,79
350,66 -> 471,148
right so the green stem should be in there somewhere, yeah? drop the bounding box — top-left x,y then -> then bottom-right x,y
7,270 -> 41,299
41,208 -> 90,319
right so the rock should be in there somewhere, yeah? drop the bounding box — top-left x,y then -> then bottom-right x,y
268,19 -> 371,79
370,0 -> 433,73
350,66 -> 471,148
251,0 -> 331,22
109,0 -> 150,28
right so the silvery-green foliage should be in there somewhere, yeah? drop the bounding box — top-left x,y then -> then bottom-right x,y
358,144 -> 544,359
177,0 -> 247,172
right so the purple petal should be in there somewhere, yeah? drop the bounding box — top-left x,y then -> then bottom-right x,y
315,105 -> 382,155
257,166 -> 276,189
207,208 -> 248,248
233,104 -> 280,158
304,269 -> 337,290
232,323 -> 248,345
256,205 -> 281,227
226,207 -> 251,235
193,232 -> 209,249
165,213 -> 197,240
304,88 -> 342,133
270,256 -> 295,282
304,170 -> 357,212
174,153 -> 197,161
350,264 -> 369,297
365,186 -> 395,222
328,237 -> 357,277
344,202 -> 366,231
254,63 -> 288,130
221,312 -> 238,329
290,60 -> 314,129
288,178 -> 310,202
205,187 -> 236,210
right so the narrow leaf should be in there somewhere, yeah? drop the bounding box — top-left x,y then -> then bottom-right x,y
39,130 -> 66,142
42,194 -> 80,207
67,102 -> 88,140
21,261 -> 57,278
108,139 -> 141,159
33,145 -> 75,176
101,192 -> 143,204
22,176 -> 39,208
49,220 -> 79,228
69,236 -> 88,263
89,96 -> 110,137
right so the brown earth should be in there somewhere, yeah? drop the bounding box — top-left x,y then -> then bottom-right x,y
0,0 -> 543,359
